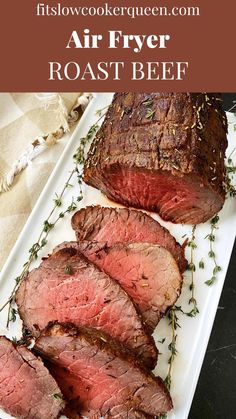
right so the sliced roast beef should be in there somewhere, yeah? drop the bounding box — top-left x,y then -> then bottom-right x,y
71,206 -> 187,272
0,336 -> 64,419
34,323 -> 172,418
49,366 -> 153,419
83,93 -> 228,225
54,241 -> 182,332
16,247 -> 157,369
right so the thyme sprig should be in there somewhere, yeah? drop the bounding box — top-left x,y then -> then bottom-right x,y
224,147 -> 236,197
73,123 -> 99,165
187,225 -> 199,317
205,215 -> 221,286
159,307 -> 181,419
2,194 -> 79,327
166,307 -> 180,384
160,225 -> 200,408
0,118 -> 102,327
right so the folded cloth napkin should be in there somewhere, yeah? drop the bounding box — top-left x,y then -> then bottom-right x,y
0,92 -> 91,270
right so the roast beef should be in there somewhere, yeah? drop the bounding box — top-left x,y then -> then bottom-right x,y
83,93 -> 228,224
71,206 -> 187,272
54,241 -> 183,332
0,336 -> 64,419
16,247 -> 157,369
34,323 -> 173,418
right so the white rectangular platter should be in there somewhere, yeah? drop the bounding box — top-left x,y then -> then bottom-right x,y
0,93 -> 236,419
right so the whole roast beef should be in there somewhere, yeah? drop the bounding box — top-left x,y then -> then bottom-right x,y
34,323 -> 173,418
16,247 -> 157,369
0,336 -> 64,419
71,206 -> 187,272
54,241 -> 183,332
83,93 -> 228,224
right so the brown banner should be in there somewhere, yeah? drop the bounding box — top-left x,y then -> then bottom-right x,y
0,0 -> 235,91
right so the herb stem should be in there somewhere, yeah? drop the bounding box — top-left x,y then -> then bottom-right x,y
95,105 -> 109,116
186,226 -> 199,317
205,216 -> 221,286
168,309 -> 177,378
163,306 -> 181,393
228,146 -> 236,160
224,151 -> 236,197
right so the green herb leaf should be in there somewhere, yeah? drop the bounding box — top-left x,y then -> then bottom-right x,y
164,374 -> 171,391
158,338 -> 166,344
188,262 -> 196,272
188,241 -> 197,249
213,265 -> 221,275
146,108 -> 155,119
211,215 -> 219,225
10,308 -> 18,322
54,193 -> 62,207
208,250 -> 215,258
186,306 -> 199,317
205,277 -> 216,286
199,259 -> 205,269
53,393 -> 62,400
67,201 -> 77,213
43,221 -> 54,233
41,238 -> 47,247
143,99 -> 153,107
15,276 -> 21,284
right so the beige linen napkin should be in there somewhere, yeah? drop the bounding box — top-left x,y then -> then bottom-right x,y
0,93 -> 89,269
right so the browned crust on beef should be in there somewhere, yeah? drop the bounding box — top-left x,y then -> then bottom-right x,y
37,321 -> 167,394
83,93 -> 227,224
38,321 -> 151,366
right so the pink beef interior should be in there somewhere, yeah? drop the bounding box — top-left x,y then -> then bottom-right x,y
16,247 -> 157,369
0,337 -> 64,419
55,241 -> 182,332
35,324 -> 172,418
91,168 -> 223,225
71,206 -> 187,272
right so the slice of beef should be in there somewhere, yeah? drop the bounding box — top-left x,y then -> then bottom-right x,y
71,206 -> 187,272
0,336 -> 64,419
49,366 -> 152,419
54,241 -> 183,332
83,93 -> 228,225
34,323 -> 172,418
16,247 -> 157,369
